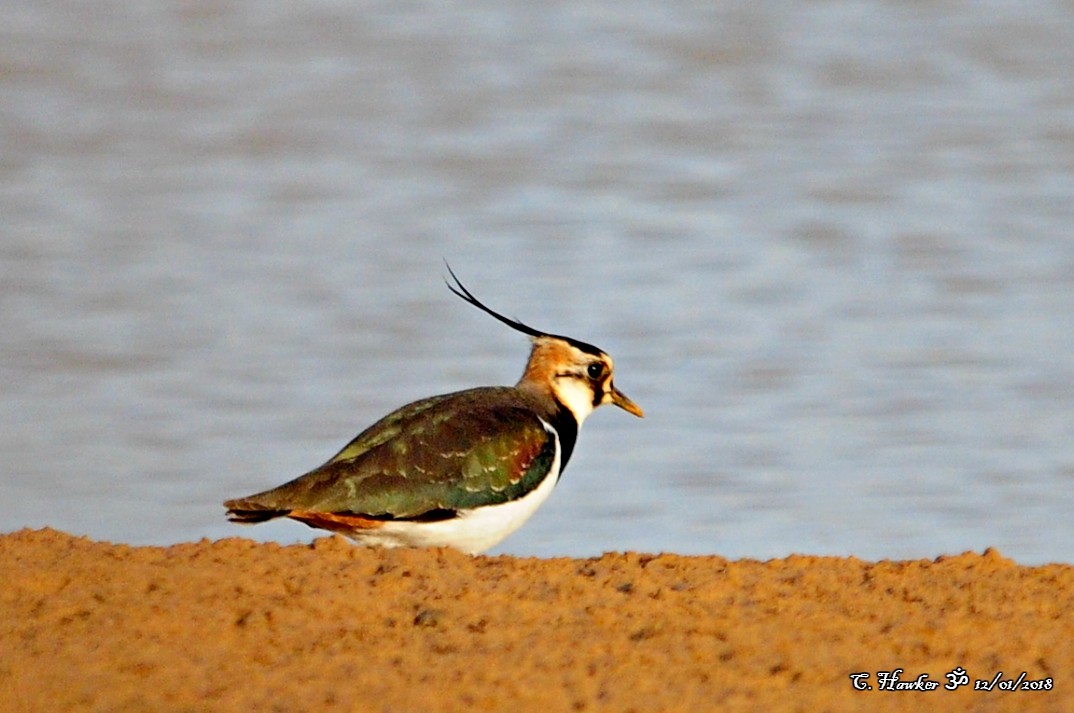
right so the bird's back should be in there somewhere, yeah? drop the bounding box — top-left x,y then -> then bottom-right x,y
224,386 -> 563,522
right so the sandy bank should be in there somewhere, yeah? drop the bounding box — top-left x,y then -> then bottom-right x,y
0,528 -> 1068,712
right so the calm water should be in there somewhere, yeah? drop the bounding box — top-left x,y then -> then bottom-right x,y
3,1 -> 1073,563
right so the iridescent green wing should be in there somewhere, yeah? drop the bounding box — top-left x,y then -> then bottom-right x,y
327,391 -> 459,463
248,387 -> 558,517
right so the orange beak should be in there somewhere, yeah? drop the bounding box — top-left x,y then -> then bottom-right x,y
609,385 -> 644,418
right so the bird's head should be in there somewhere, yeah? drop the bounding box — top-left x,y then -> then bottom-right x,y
445,265 -> 643,425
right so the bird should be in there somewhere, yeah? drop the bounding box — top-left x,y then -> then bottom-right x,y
223,266 -> 643,554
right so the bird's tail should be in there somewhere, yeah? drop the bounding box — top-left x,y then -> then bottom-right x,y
223,497 -> 291,524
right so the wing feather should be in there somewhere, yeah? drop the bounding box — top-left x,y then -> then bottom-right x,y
224,387 -> 558,520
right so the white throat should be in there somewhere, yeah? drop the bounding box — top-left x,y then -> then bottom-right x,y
551,377 -> 596,425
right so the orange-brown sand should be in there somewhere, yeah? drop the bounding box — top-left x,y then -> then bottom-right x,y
0,528 -> 1068,712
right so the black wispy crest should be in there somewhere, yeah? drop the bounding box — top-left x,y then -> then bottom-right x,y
443,262 -> 605,357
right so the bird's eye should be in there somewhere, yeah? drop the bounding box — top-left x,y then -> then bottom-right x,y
586,362 -> 604,380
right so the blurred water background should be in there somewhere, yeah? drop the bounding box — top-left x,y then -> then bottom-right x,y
3,1 -> 1073,563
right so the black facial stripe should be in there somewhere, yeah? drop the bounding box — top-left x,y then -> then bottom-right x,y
592,373 -> 614,407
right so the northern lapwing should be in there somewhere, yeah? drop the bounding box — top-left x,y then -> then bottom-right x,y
223,267 -> 643,553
